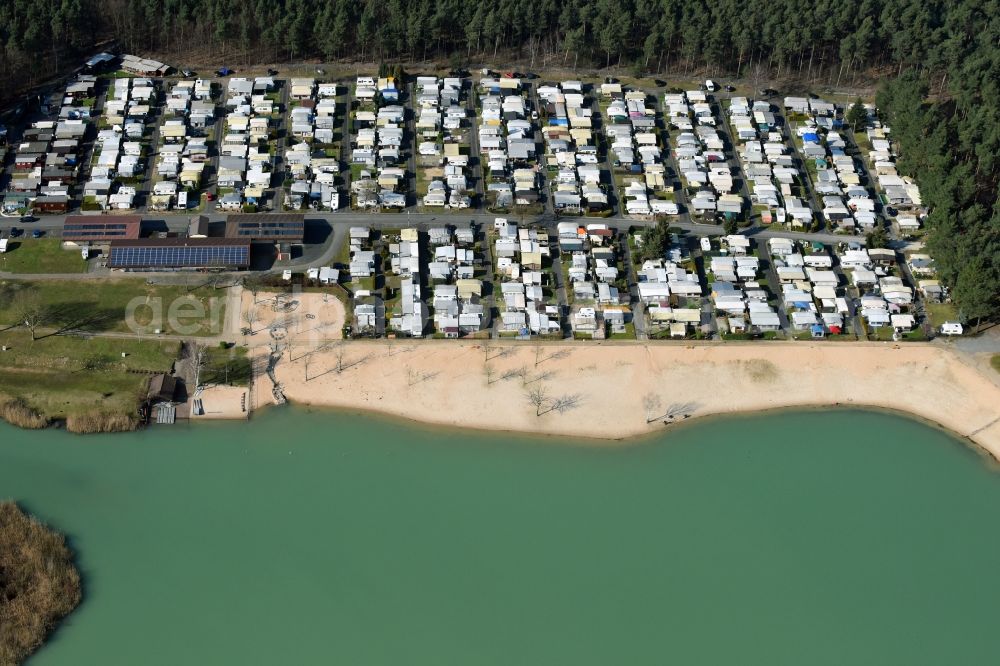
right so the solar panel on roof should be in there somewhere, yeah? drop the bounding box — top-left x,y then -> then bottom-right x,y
109,245 -> 249,268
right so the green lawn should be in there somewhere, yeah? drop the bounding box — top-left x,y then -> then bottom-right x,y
201,345 -> 251,387
0,279 -> 228,337
349,164 -> 369,181
333,236 -> 351,267
926,302 -> 959,330
609,322 -> 636,340
0,329 -> 179,421
853,131 -> 872,154
0,239 -> 88,274
991,354 -> 1000,375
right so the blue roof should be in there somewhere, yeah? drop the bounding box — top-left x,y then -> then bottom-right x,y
803,132 -> 820,142
108,242 -> 249,268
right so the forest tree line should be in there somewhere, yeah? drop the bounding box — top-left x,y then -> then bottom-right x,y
0,0 -> 997,322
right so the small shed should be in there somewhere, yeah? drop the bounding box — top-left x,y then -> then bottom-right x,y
147,374 -> 177,403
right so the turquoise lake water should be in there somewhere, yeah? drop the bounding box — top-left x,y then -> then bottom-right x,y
2,407 -> 999,665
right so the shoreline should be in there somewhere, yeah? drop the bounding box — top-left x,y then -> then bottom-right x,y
241,340 -> 1000,463
256,397 -> 1000,469
2,329 -> 996,464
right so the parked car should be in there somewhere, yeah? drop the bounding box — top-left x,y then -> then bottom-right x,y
9,227 -> 22,237
724,84 -> 736,92
267,68 -> 278,76
760,88 -> 779,97
181,69 -> 196,77
31,229 -> 43,238
205,192 -> 215,201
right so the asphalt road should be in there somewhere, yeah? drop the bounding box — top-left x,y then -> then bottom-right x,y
6,209 -> 861,245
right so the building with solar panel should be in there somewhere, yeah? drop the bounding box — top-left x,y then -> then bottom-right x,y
108,238 -> 251,271
63,215 -> 142,248
225,214 -> 305,242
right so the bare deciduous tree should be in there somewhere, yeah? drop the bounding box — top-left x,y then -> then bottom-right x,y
244,276 -> 264,304
191,343 -> 206,388
484,363 -> 495,385
535,347 -> 569,367
335,341 -> 346,373
406,365 -> 438,387
501,366 -> 524,382
15,293 -> 47,341
486,343 -> 514,362
527,369 -> 554,383
526,385 -> 549,416
643,393 -> 662,423
243,306 -> 259,334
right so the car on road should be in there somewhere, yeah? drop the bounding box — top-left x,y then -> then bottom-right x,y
205,192 -> 215,201
31,229 -> 43,239
20,214 -> 36,223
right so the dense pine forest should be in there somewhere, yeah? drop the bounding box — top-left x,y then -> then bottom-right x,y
0,0 -> 997,322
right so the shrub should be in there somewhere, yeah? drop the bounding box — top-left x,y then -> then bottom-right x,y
0,399 -> 48,429
65,412 -> 137,434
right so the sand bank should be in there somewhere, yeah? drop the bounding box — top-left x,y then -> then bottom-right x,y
185,290 -> 343,420
192,384 -> 249,419
251,340 -> 1000,460
238,290 -> 344,346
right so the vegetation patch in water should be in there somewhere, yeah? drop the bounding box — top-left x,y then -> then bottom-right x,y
0,502 -> 81,666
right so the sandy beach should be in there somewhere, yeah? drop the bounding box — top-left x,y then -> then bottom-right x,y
209,286 -> 1000,459
249,337 -> 1000,461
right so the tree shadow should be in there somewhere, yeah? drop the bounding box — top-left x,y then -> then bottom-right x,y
654,401 -> 702,422
36,303 -> 121,338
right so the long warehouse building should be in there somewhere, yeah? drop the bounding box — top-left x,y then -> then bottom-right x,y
62,215 -> 142,246
107,238 -> 251,271
225,214 -> 304,242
